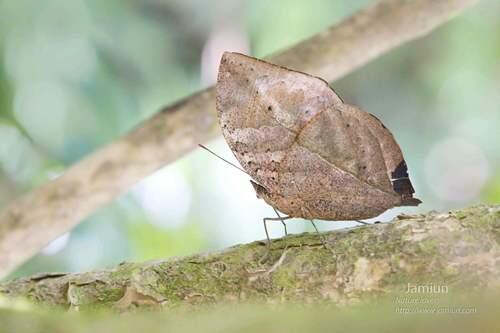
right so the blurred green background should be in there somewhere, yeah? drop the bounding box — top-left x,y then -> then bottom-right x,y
0,0 -> 498,279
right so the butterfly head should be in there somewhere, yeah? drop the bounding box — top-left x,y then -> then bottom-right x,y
250,180 -> 269,200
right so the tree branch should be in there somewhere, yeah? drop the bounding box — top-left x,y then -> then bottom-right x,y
0,0 -> 478,278
1,205 -> 498,310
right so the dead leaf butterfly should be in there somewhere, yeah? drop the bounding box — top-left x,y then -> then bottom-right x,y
214,52 -> 421,224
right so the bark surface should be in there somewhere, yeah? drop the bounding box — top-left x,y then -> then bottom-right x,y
1,205 -> 498,311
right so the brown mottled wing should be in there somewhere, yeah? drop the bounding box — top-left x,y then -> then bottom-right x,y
216,52 -> 419,220
344,105 -> 421,206
217,52 -> 342,193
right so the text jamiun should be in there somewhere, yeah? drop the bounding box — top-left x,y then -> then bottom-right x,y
406,283 -> 449,294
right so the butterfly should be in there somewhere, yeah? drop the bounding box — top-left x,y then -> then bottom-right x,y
214,52 -> 420,224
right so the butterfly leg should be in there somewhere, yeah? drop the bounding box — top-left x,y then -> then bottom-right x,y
309,220 -> 331,251
355,220 -> 369,225
259,213 -> 292,264
273,207 -> 288,236
259,217 -> 272,264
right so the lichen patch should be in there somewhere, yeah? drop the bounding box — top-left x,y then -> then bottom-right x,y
348,257 -> 390,292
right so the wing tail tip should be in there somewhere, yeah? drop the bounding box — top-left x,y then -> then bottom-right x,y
401,197 -> 422,207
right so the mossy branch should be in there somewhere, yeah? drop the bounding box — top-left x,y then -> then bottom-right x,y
1,205 -> 498,311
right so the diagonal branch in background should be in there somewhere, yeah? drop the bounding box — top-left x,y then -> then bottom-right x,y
1,205 -> 499,309
0,0 -> 478,278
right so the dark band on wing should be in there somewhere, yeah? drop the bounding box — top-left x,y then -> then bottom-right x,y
391,160 -> 421,206
392,178 -> 414,195
391,160 -> 409,179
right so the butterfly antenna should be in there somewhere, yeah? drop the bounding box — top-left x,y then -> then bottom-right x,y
198,144 -> 249,175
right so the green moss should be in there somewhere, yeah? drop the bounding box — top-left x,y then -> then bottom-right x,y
148,258 -> 247,305
453,210 -> 468,220
417,238 -> 439,255
272,269 -> 296,293
111,263 -> 140,280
